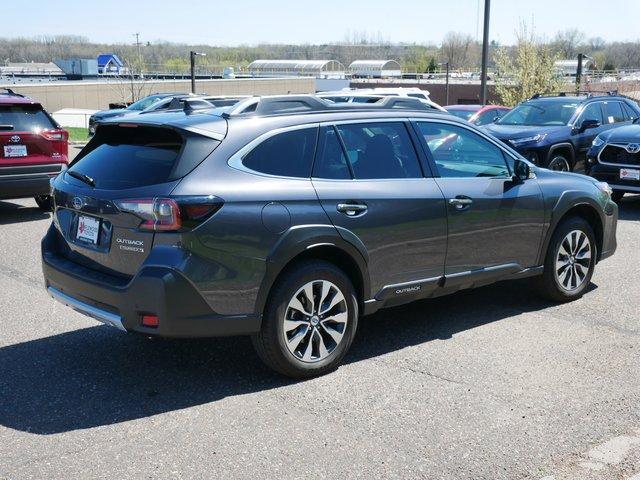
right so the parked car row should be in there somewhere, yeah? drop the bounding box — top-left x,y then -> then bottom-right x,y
41,93 -> 618,378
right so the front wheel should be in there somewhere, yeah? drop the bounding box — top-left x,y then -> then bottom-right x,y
611,190 -> 625,203
34,195 -> 53,211
547,154 -> 572,172
252,260 -> 358,378
535,216 -> 596,302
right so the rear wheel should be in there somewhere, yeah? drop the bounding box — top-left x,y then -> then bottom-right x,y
611,190 -> 625,203
34,195 -> 53,211
252,260 -> 358,378
535,216 -> 596,302
547,154 -> 571,172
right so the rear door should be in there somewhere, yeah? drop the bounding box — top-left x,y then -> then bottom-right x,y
0,104 -> 65,166
414,120 -> 544,278
312,120 -> 447,297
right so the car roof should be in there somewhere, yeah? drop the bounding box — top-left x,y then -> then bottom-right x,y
0,91 -> 40,106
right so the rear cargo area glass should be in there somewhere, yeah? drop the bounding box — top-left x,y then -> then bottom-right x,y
0,105 -> 56,131
69,125 -> 215,190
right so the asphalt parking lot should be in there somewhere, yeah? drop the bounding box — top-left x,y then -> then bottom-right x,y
0,188 -> 639,479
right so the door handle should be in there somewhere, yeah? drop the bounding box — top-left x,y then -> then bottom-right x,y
337,203 -> 368,216
448,197 -> 473,210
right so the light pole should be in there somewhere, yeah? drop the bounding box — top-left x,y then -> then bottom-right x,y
480,0 -> 490,105
190,51 -> 206,94
439,62 -> 450,105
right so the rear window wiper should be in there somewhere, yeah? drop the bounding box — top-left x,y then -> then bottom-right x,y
68,170 -> 95,187
0,125 -> 14,131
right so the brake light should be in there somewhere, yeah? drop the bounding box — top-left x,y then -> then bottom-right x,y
115,198 -> 181,231
141,314 -> 159,328
115,196 -> 223,231
41,129 -> 69,141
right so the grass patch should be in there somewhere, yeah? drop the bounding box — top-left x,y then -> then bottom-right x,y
66,127 -> 89,143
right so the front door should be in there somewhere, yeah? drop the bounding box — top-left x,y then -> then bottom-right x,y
414,120 -> 545,278
311,122 -> 447,296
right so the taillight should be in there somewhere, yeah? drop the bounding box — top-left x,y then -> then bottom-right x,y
115,198 -> 181,231
41,129 -> 69,142
115,196 -> 222,232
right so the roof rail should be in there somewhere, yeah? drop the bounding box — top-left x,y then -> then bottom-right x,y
0,88 -> 25,97
530,90 -> 620,100
223,94 -> 434,118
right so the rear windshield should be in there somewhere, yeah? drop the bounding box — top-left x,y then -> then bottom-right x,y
0,105 -> 56,132
69,125 -> 218,189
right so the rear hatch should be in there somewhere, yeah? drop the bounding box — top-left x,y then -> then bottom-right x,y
0,103 -> 68,167
51,119 -> 225,277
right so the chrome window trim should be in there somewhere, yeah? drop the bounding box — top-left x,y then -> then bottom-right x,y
597,143 -> 640,168
227,123 -> 320,179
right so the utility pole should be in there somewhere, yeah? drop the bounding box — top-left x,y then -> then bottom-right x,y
190,51 -> 206,94
439,62 -> 450,105
576,53 -> 584,92
133,33 -> 141,66
480,0 -> 490,105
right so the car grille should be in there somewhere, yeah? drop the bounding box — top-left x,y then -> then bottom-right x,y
600,144 -> 640,166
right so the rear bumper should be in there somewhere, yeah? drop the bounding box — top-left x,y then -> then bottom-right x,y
42,227 -> 262,337
0,163 -> 65,200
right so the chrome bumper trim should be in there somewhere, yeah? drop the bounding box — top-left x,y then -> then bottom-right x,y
48,286 -> 126,331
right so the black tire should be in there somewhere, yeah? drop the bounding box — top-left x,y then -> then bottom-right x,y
252,260 -> 359,378
546,154 -> 572,172
535,216 -> 596,302
34,195 -> 53,211
611,190 -> 625,203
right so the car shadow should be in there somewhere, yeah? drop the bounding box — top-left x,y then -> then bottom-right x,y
0,278 -> 587,435
617,194 -> 640,221
0,200 -> 49,225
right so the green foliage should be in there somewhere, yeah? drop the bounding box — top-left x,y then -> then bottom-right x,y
493,23 -> 563,107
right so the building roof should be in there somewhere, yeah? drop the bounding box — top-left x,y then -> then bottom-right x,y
348,60 -> 401,71
97,54 -> 124,68
247,59 -> 345,74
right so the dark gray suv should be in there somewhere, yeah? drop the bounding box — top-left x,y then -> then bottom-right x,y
42,95 -> 618,377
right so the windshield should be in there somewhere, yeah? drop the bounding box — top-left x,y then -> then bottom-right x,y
497,100 -> 578,126
126,95 -> 167,111
447,109 -> 475,121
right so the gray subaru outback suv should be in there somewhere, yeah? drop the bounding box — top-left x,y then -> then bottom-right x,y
42,95 -> 618,377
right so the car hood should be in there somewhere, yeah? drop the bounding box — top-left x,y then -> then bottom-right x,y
91,108 -> 132,120
482,124 -> 567,140
599,124 -> 640,143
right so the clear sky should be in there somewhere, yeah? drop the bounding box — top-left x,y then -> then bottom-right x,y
2,0 -> 639,46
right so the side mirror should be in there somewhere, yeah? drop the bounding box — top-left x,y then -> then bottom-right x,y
513,159 -> 530,183
579,118 -> 601,132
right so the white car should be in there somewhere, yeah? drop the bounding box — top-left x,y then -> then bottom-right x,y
318,87 -> 446,111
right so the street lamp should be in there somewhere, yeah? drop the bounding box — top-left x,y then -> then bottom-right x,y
480,0 -> 491,105
438,62 -> 450,105
190,51 -> 206,94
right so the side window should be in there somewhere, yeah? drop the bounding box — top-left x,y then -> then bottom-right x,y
603,102 -> 626,124
335,122 -> 423,179
622,103 -> 639,121
416,122 -> 510,178
242,127 -> 317,178
579,102 -> 603,124
475,110 -> 499,126
313,127 -> 351,180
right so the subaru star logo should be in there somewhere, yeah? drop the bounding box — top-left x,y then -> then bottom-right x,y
9,135 -> 20,143
71,197 -> 84,210
626,143 -> 640,154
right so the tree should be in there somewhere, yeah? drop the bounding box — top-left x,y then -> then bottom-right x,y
441,32 -> 474,69
493,23 -> 563,107
551,29 -> 585,59
426,57 -> 437,73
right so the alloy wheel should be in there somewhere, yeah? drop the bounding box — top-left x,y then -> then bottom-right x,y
282,280 -> 348,363
555,229 -> 592,291
548,156 -> 570,171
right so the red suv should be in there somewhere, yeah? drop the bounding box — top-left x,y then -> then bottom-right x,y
0,88 -> 68,210
445,104 -> 511,126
